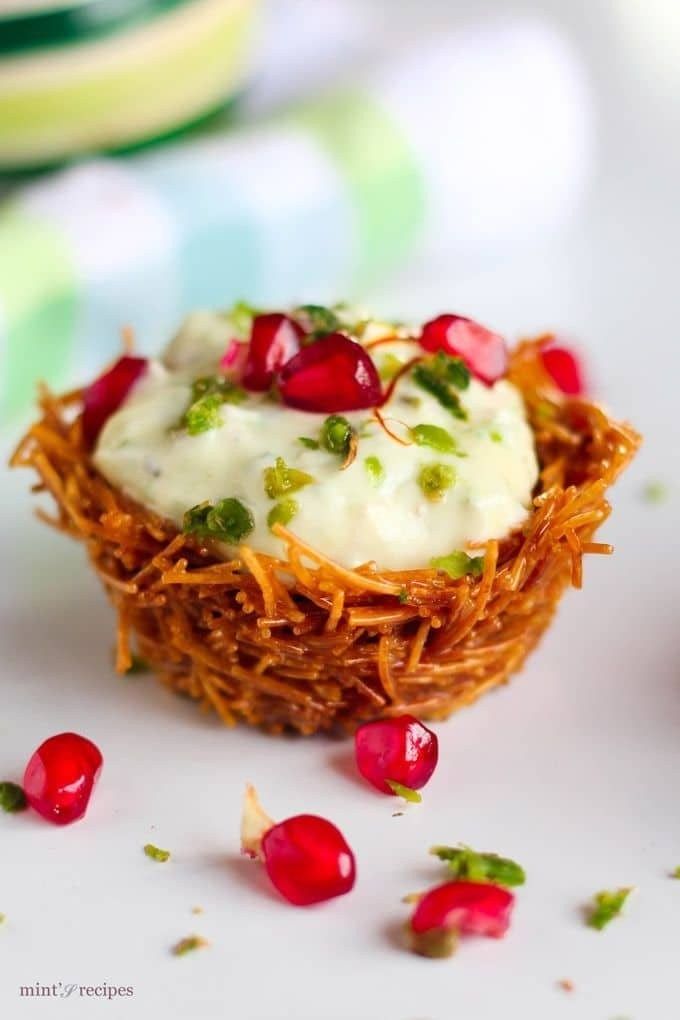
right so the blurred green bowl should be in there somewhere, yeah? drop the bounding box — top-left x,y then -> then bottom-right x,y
0,0 -> 260,170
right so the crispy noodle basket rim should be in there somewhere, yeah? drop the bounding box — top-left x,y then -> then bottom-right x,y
11,338 -> 640,735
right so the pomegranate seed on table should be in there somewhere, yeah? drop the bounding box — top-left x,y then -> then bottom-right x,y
278,333 -> 382,412
408,880 -> 515,957
354,715 -> 438,795
240,785 -> 356,906
23,732 -> 103,825
540,344 -> 585,395
242,313 -> 305,391
82,355 -> 147,446
419,314 -> 507,385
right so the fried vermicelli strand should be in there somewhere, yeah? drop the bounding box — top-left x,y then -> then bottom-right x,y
11,340 -> 640,735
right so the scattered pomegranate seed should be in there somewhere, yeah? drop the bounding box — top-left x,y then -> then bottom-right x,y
242,313 -> 305,391
408,880 -> 514,956
540,345 -> 585,395
262,815 -> 356,906
240,785 -> 356,906
419,314 -> 507,385
23,732 -> 103,825
82,355 -> 147,446
279,333 -> 382,412
355,715 -> 438,794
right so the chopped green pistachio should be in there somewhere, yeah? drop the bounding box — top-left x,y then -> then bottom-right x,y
430,550 -> 484,579
490,429 -> 503,443
586,887 -> 633,930
172,935 -> 209,956
227,300 -> 259,335
263,457 -> 315,499
671,866 -> 680,879
413,355 -> 469,420
430,845 -> 526,887
642,480 -> 668,504
267,499 -> 298,530
0,913 -> 5,925
320,415 -> 354,457
126,654 -> 149,675
298,436 -> 320,450
0,781 -> 27,813
417,463 -> 455,501
183,376 -> 246,435
295,303 -> 341,338
144,843 -> 171,862
378,353 -> 404,381
397,587 -> 410,604
364,455 -> 385,486
410,423 -> 458,454
183,498 -> 254,544
386,780 -> 422,803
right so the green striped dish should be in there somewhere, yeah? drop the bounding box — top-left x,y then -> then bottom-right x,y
0,0 -> 259,170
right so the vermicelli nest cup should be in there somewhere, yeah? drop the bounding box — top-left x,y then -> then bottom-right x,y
12,337 -> 640,735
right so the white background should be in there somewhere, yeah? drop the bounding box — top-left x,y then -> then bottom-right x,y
1,1 -> 679,1018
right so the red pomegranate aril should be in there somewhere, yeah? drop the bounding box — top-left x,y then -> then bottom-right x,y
23,732 -> 103,826
261,814 -> 356,906
219,338 -> 248,379
355,714 -> 438,794
541,345 -> 585,396
411,880 -> 514,939
419,314 -> 507,385
278,333 -> 382,412
82,355 -> 147,446
242,313 -> 305,391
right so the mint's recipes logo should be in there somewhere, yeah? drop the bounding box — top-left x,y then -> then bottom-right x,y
19,982 -> 134,1000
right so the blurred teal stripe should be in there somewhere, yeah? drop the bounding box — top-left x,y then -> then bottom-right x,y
0,0 -> 191,56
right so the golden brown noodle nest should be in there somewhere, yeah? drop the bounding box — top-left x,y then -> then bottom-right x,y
11,339 -> 640,735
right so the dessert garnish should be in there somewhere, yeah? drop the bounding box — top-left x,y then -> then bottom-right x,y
430,845 -> 526,887
586,887 -> 633,930
0,781 -> 27,813
354,715 -> 438,795
144,844 -> 171,862
172,935 -> 209,956
23,732 -> 103,825
405,880 -> 515,958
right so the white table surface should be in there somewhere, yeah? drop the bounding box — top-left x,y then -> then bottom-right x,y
2,3 -> 679,1018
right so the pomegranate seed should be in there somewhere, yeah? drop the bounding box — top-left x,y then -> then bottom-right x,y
219,339 -> 248,379
261,814 -> 356,906
541,345 -> 585,395
408,880 -> 514,956
82,355 -> 147,446
355,715 -> 438,794
23,732 -> 103,826
419,314 -> 507,385
242,313 -> 305,391
279,333 -> 382,412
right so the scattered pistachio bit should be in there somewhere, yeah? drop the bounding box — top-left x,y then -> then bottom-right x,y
431,550 -> 484,579
378,353 -> 404,381
172,935 -> 209,957
430,845 -> 525,887
586,887 -> 632,930
263,457 -> 315,499
671,866 -> 680,879
417,463 -> 455,501
397,587 -> 409,604
295,303 -> 342,338
320,415 -> 354,457
267,499 -> 298,530
413,352 -> 470,420
183,498 -> 254,544
182,376 -> 246,435
411,423 -> 458,454
227,300 -> 260,335
364,455 -> 385,486
386,780 -> 422,803
0,913 -> 5,925
144,843 -> 171,863
0,781 -> 27,813
490,428 -> 503,443
126,654 -> 149,675
642,480 -> 668,504
298,436 -> 320,450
